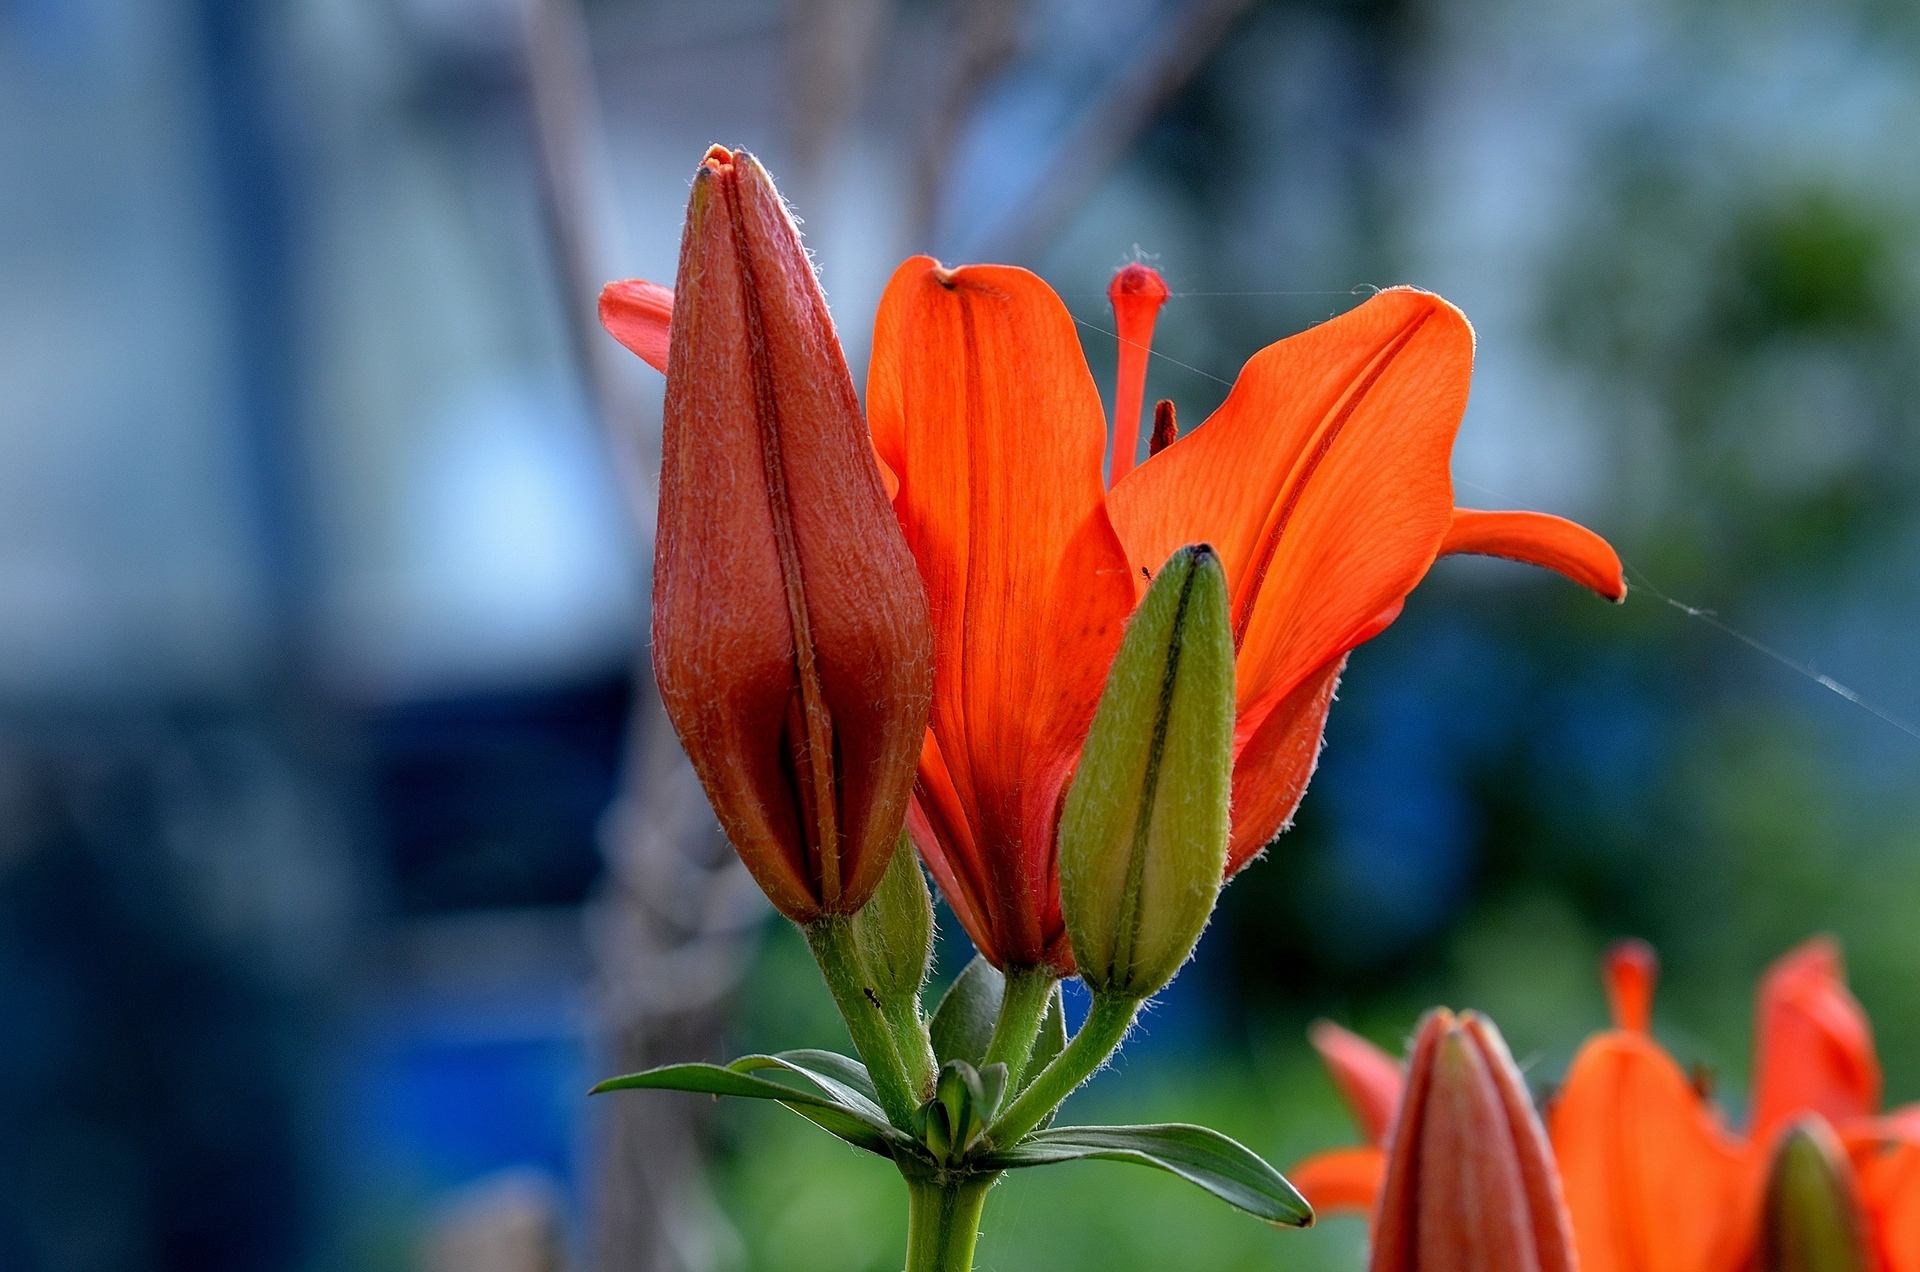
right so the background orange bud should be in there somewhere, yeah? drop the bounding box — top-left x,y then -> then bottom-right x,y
1371,1010 -> 1576,1272
652,146 -> 932,922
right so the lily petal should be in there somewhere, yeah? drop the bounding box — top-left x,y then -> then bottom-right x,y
1860,1138 -> 1920,1272
1441,509 -> 1626,602
1226,656 -> 1344,872
1311,1019 -> 1406,1147
868,257 -> 1137,969
1549,1031 -> 1745,1272
1291,1146 -> 1387,1216
1753,939 -> 1882,1149
1111,287 -> 1471,711
1110,289 -> 1473,854
599,278 -> 674,374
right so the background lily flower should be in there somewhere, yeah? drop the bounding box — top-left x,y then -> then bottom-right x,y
609,147 -> 933,923
1548,943 -> 1746,1272
1295,938 -> 1920,1271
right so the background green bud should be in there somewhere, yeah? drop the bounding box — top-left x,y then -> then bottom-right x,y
1059,544 -> 1235,999
1759,1118 -> 1872,1272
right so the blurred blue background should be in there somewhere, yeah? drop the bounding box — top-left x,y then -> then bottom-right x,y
3,0 -> 1918,1268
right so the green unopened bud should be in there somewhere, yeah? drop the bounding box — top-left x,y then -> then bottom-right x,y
850,832 -> 934,1004
1759,1118 -> 1872,1272
1059,544 -> 1234,999
919,1059 -> 1008,1164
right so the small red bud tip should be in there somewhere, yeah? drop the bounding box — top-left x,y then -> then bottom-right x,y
1106,262 -> 1171,487
1148,399 -> 1178,456
1603,939 -> 1659,1034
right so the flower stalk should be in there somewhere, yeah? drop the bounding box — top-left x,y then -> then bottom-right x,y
803,915 -> 923,1130
903,1174 -> 997,1272
988,994 -> 1140,1147
981,967 -> 1057,1090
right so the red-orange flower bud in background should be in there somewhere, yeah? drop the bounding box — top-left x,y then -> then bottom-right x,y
608,147 -> 933,923
1370,1009 -> 1576,1272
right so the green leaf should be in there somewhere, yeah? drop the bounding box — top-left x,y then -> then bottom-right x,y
590,1060 -> 902,1157
739,1052 -> 885,1125
929,955 -> 1004,1064
981,1123 -> 1312,1227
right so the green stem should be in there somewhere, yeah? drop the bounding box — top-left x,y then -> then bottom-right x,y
903,1173 -> 995,1272
980,965 -> 1055,1090
987,993 -> 1139,1147
804,916 -> 922,1130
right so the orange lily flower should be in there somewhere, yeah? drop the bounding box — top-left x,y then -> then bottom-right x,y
868,260 -> 1625,969
604,182 -> 1625,968
1292,938 -> 1920,1271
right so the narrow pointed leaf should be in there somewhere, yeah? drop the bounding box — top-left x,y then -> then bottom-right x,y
739,1052 -> 888,1126
590,1061 -> 900,1156
930,956 -> 1006,1064
981,1122 -> 1313,1226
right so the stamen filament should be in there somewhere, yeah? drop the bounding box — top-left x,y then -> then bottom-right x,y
1106,263 -> 1170,485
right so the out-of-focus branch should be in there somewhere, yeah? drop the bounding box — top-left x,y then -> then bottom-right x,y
513,1 -> 763,1269
976,0 -> 1260,264
911,0 -> 1027,249
517,0 -> 654,527
784,0 -> 894,197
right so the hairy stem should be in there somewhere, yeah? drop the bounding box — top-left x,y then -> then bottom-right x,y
980,965 -> 1056,1090
903,1173 -> 995,1272
886,992 -> 939,1100
986,993 -> 1139,1147
803,916 -> 922,1129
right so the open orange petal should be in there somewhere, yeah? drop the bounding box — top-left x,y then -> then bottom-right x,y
1226,656 -> 1344,870
1860,1137 -> 1920,1272
1441,509 -> 1626,601
1111,287 -> 1473,719
1752,939 -> 1882,1148
867,257 -> 1137,969
599,278 -> 674,374
1310,1019 -> 1406,1147
1549,1031 -> 1745,1272
1290,1146 -> 1386,1216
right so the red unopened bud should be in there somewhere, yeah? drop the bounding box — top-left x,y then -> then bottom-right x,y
1758,1118 -> 1873,1271
650,145 -> 933,922
1371,1010 -> 1576,1272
